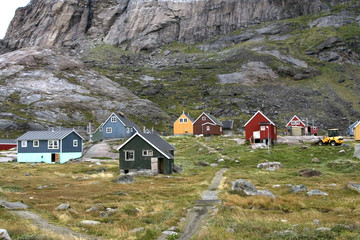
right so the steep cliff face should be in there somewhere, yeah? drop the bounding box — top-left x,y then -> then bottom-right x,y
4,0 -> 350,51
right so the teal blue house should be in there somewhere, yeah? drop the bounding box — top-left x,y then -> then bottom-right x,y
16,129 -> 84,163
90,112 -> 139,142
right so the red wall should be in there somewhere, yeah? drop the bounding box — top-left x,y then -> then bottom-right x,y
245,113 -> 277,141
0,144 -> 17,151
193,113 -> 222,135
202,123 -> 222,136
287,116 -> 306,128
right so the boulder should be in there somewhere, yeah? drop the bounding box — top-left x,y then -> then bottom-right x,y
172,164 -> 183,173
338,150 -> 346,154
257,162 -> 283,171
112,175 -> 134,184
307,190 -> 328,196
197,161 -> 209,167
346,183 -> 360,193
257,190 -> 276,198
313,219 -> 320,225
0,201 -> 29,210
232,179 -> 258,196
299,169 -> 322,177
0,229 -> 11,240
100,211 -> 114,218
128,227 -> 145,234
289,184 -> 307,193
210,163 -> 218,167
86,204 -> 106,213
311,158 -> 320,163
55,203 -> 70,211
80,220 -> 101,225
353,144 -> 360,159
342,143 -> 351,148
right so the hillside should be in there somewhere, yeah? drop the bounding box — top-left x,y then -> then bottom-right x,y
0,0 -> 359,136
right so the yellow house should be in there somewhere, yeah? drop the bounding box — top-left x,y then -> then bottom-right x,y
354,122 -> 360,141
173,112 -> 194,135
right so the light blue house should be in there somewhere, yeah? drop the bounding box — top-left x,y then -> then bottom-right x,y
16,129 -> 84,163
348,120 -> 359,136
90,112 -> 139,141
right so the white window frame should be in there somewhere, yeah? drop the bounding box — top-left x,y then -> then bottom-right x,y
124,150 -> 135,161
220,127 -> 222,132
261,126 -> 266,131
21,140 -> 27,148
48,140 -> 59,149
73,139 -> 78,147
142,150 -> 153,157
33,140 -> 39,148
126,127 -> 130,133
111,116 -> 116,122
106,127 -> 112,133
202,116 -> 206,121
100,127 -> 103,132
206,126 -> 210,131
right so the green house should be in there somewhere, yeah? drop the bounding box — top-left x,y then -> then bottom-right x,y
117,132 -> 175,175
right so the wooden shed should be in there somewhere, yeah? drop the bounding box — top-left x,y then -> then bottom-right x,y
244,111 -> 277,144
173,112 -> 194,135
118,132 -> 175,175
286,115 -> 306,136
193,112 -> 223,136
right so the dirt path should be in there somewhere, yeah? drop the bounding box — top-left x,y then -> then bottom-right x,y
12,211 -> 101,240
198,141 -> 230,160
158,168 -> 227,240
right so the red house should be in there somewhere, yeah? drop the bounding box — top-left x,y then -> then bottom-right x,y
286,115 -> 306,136
244,111 -> 277,144
0,139 -> 17,151
309,126 -> 319,136
193,112 -> 223,136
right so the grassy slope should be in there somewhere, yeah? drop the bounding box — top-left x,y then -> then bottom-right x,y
1,137 -> 360,239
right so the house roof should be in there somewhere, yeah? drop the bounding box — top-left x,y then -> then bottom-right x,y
285,115 -> 306,127
349,120 -> 360,129
222,120 -> 234,130
104,112 -> 141,132
16,129 -> 84,141
244,111 -> 275,127
0,139 -> 16,144
194,112 -> 223,126
174,112 -> 194,124
118,132 -> 175,159
354,121 -> 360,129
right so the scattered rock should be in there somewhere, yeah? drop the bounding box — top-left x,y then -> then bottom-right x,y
172,164 -> 183,173
338,150 -> 346,154
342,143 -> 351,148
0,229 -> 11,240
210,163 -> 218,167
168,226 -> 180,232
235,160 -> 240,163
76,177 -> 90,181
257,162 -> 283,171
100,211 -> 113,218
346,183 -> 360,193
315,227 -> 331,231
272,184 -> 281,188
311,158 -> 320,163
197,161 -> 209,167
87,167 -> 106,174
24,172 -> 31,176
80,220 -> 101,225
55,203 -> 70,211
0,201 -> 29,210
232,179 -> 258,196
128,227 -> 144,234
353,144 -> 360,159
257,190 -> 276,198
217,158 -> 225,163
307,190 -> 328,196
289,184 -> 307,193
313,219 -> 320,225
86,204 -> 106,213
112,175 -> 134,184
299,169 -> 322,177
161,231 -> 178,236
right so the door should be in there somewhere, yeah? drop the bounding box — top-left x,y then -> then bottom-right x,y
151,158 -> 158,174
52,153 -> 60,163
158,158 -> 164,174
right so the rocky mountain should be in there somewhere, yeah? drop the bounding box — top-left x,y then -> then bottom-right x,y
0,0 -> 360,137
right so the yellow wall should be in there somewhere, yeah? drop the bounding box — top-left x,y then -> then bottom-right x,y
354,124 -> 360,141
173,113 -> 193,135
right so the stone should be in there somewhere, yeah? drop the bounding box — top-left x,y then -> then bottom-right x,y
128,227 -> 144,234
309,15 -> 355,28
100,211 -> 113,218
217,158 -> 225,163
232,179 -> 258,196
168,226 -> 180,232
56,203 -> 70,211
353,144 -> 360,159
172,164 -> 183,173
257,162 -> 283,170
346,183 -> 360,193
289,184 -> 307,193
80,220 -> 101,225
342,143 -> 351,148
210,163 -> 218,167
112,175 -> 134,184
313,219 -> 320,225
86,204 -> 106,213
315,227 -> 331,231
0,201 -> 29,210
299,169 -> 322,177
24,172 -> 31,176
161,231 -> 178,236
338,150 -> 346,154
197,161 -> 209,167
257,190 -> 276,198
307,190 -> 328,196
0,229 -> 11,240
311,158 -> 320,163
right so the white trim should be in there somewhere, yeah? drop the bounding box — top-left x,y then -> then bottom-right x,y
103,112 -> 127,128
244,111 -> 275,127
21,140 -> 27,148
111,116 -> 117,122
142,150 -> 153,156
73,139 -> 78,147
48,140 -> 59,149
33,140 -> 39,148
193,112 -> 217,125
106,127 -> 112,133
117,133 -> 173,159
201,122 -> 217,126
60,129 -> 85,141
124,150 -> 135,161
285,115 -> 306,128
354,121 -> 360,129
173,112 -> 193,125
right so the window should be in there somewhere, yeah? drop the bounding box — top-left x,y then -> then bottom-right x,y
33,140 -> 39,148
21,141 -> 27,148
48,140 -> 59,149
124,150 -> 134,161
131,128 -> 133,132
142,150 -> 153,156
202,116 -> 206,121
126,127 -> 130,133
206,126 -> 210,131
106,127 -> 112,133
261,126 -> 265,131
111,116 -> 116,122
220,127 -> 222,132
180,118 -> 183,123
184,118 -> 188,123
73,140 -> 78,147
100,127 -> 103,132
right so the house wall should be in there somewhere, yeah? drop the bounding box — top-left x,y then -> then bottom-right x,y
62,132 -> 82,153
193,113 -> 222,135
354,125 -> 360,141
91,127 -> 104,142
202,123 -> 222,136
245,113 -> 277,141
18,140 -> 61,153
103,114 -> 135,139
119,135 -> 173,174
17,152 -> 82,163
0,144 -> 17,151
174,113 -> 193,135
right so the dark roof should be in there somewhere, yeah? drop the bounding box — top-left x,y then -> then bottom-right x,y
0,139 -> 16,144
16,129 -> 84,141
222,120 -> 234,130
183,112 -> 194,122
207,113 -> 223,126
115,113 -> 141,132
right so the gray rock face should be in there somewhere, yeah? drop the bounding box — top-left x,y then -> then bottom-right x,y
232,179 -> 258,196
307,189 -> 328,196
0,201 -> 29,210
289,184 -> 307,193
0,229 -> 11,240
346,183 -> 360,193
4,0 -> 335,51
309,14 -> 356,28
354,144 -> 360,159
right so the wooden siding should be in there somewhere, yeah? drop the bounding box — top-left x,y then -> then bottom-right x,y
173,113 -> 193,135
354,124 -> 360,141
0,144 -> 17,151
245,112 -> 277,141
103,113 -> 135,139
62,132 -> 82,153
90,127 -> 104,142
202,123 -> 222,136
193,113 -> 222,135
119,135 -> 173,174
18,140 -> 61,153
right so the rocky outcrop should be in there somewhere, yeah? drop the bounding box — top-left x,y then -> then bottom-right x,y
0,47 -> 169,131
4,0 -> 343,51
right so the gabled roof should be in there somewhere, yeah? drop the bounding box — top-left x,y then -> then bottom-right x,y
104,112 -> 140,132
286,115 -> 306,127
244,111 -> 275,127
354,121 -> 360,129
349,120 -> 360,129
16,129 -> 84,141
93,123 -> 104,133
174,111 -> 194,124
0,139 -> 16,144
222,120 -> 234,130
118,132 -> 175,159
193,112 -> 223,126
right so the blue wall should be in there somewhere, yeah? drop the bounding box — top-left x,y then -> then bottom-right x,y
103,114 -> 136,139
62,132 -> 82,153
18,140 -> 61,153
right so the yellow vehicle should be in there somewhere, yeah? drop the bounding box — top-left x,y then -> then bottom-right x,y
318,129 -> 344,146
